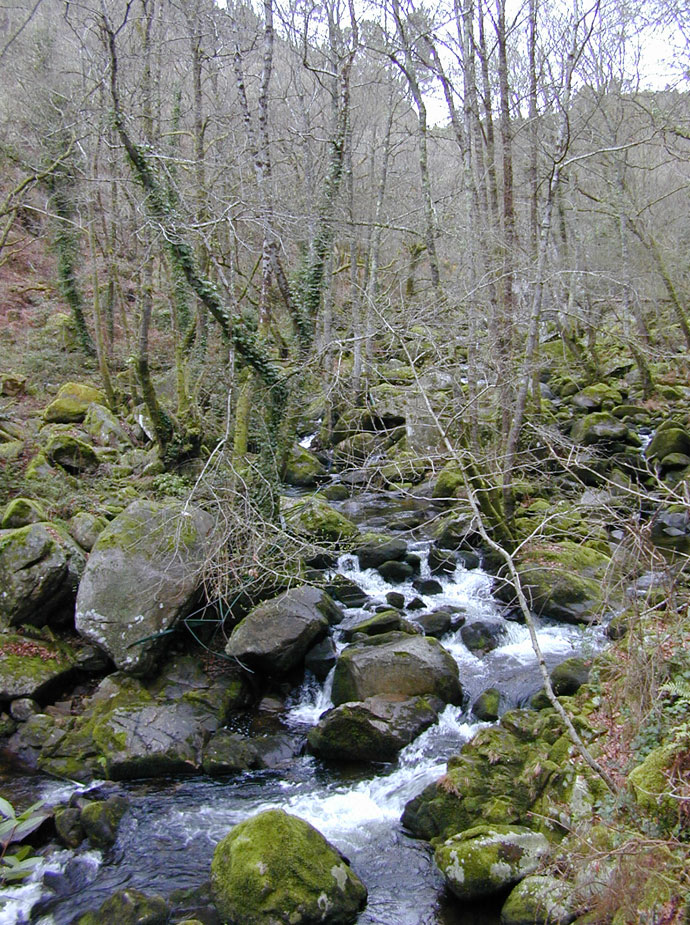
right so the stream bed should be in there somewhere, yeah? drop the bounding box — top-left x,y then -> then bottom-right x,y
1,489 -> 606,925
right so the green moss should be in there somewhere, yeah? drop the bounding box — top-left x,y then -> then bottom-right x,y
211,809 -> 367,924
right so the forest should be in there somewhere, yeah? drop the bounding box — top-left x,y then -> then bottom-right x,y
1,0 -> 690,922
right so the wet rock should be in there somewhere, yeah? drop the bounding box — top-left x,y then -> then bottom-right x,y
377,560 -> 414,583
75,500 -> 214,676
428,548 -> 457,575
413,578 -> 443,596
0,523 -> 85,628
43,382 -> 106,424
550,658 -> 590,696
332,631 -> 463,706
432,512 -> 480,550
324,576 -> 370,608
461,621 -> 505,655
308,694 -> 442,762
414,610 -> 452,638
225,587 -> 341,677
435,824 -> 550,901
304,636 -> 337,680
55,806 -> 84,848
202,731 -> 261,774
458,550 -> 481,570
472,688 -> 501,721
649,507 -> 690,554
80,795 -> 129,848
76,888 -> 170,925
211,809 -> 367,924
354,535 -> 408,570
7,712 -> 65,770
341,610 -> 421,641
386,591 -> 405,610
406,596 -> 426,611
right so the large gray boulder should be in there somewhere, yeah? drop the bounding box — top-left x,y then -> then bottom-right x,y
225,586 -> 342,677
308,694 -> 441,762
331,632 -> 463,706
211,809 -> 367,924
75,500 -> 214,676
0,523 -> 85,628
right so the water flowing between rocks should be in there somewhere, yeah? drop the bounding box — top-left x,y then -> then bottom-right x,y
2,488 -> 607,925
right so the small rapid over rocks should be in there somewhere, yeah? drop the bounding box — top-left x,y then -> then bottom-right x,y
2,487 -> 606,925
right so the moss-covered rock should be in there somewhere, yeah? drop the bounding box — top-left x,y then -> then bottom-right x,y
341,610 -> 421,641
45,431 -> 99,473
0,498 -> 48,529
570,413 -> 631,446
44,382 -> 106,424
283,444 -> 327,487
472,688 -> 501,721
308,695 -> 440,762
435,824 -> 550,901
332,431 -> 382,466
501,875 -> 578,924
332,632 -> 463,706
80,795 -> 129,848
506,541 -> 614,624
628,744 -> 684,833
283,496 -> 360,544
210,809 -> 367,924
645,426 -> 690,463
353,534 -> 408,570
432,463 -> 465,501
67,511 -> 107,551
0,631 -> 79,700
82,403 -> 132,448
76,888 -> 169,925
571,383 -> 623,412
550,658 -> 590,696
0,523 -> 84,628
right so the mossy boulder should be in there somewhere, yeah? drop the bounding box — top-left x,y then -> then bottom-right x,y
432,463 -> 465,501
461,621 -> 505,654
67,511 -> 107,551
44,382 -> 106,424
0,522 -> 85,628
332,632 -> 463,706
80,795 -> 129,848
75,500 -> 214,676
45,431 -> 99,473
341,610 -> 421,641
283,444 -> 327,487
308,694 -> 441,762
76,888 -> 169,925
225,587 -> 341,677
472,688 -> 501,721
210,808 -> 367,924
628,744 -> 685,833
645,425 -> 690,463
501,875 -> 578,924
332,431 -> 382,466
0,631 -> 79,700
507,541 -> 614,624
401,709 -> 575,842
570,413 -> 630,446
0,498 -> 48,529
435,824 -> 550,901
550,658 -> 590,696
571,383 -> 623,411
282,496 -> 360,544
82,403 -> 133,448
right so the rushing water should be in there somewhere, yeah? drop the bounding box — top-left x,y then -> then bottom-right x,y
2,490 -> 606,925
